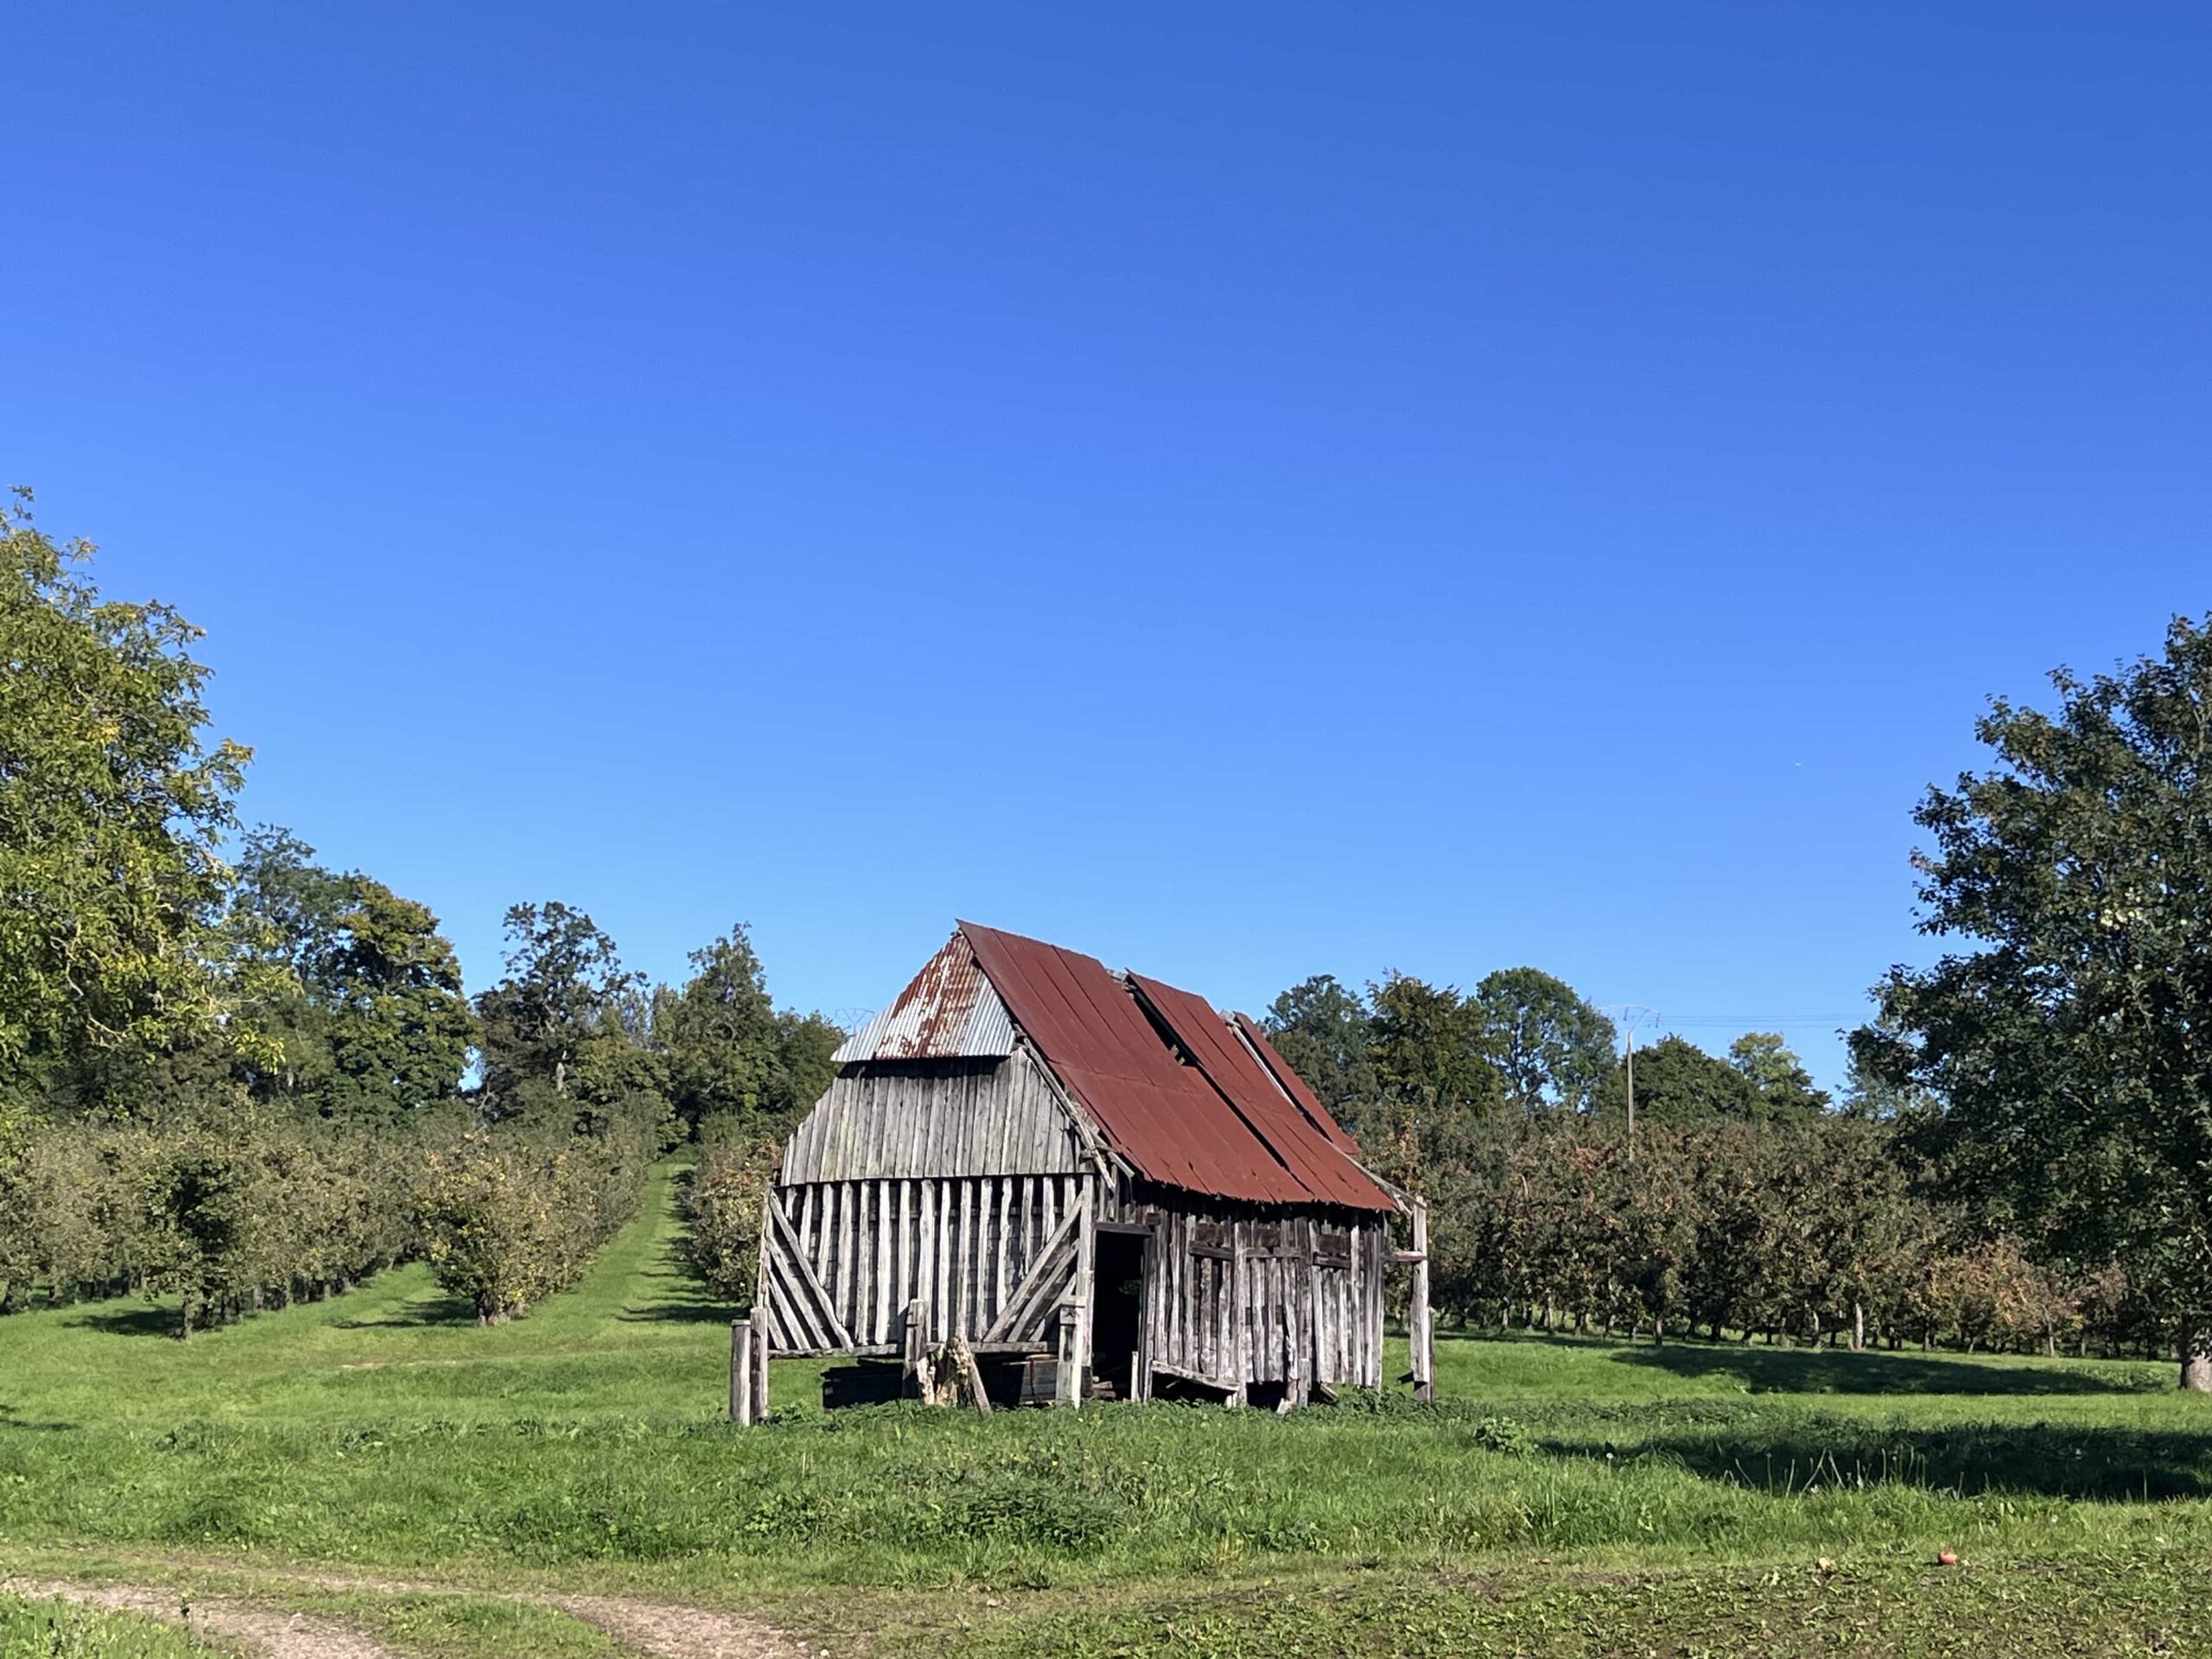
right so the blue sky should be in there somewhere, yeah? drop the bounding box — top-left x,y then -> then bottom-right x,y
7,3 -> 2208,1088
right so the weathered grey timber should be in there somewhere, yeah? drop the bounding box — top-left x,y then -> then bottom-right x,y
748,924 -> 1432,1413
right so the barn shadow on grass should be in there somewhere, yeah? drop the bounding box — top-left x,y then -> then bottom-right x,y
1588,1414 -> 2212,1501
1606,1340 -> 2159,1397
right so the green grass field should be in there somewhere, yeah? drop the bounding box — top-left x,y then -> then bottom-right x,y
4,1166 -> 2211,1656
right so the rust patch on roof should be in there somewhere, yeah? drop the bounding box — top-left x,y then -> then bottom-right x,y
833,932 -> 1016,1063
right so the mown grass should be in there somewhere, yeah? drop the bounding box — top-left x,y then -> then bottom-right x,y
5,1165 -> 2212,1654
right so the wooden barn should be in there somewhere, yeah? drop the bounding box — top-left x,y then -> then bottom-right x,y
731,922 -> 1433,1416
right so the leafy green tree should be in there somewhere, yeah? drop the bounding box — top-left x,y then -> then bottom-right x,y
1367,973 -> 1503,1118
1726,1033 -> 1830,1123
1856,615 -> 2212,1387
474,902 -> 641,1116
1472,967 -> 1617,1115
226,829 -> 474,1118
0,491 -> 248,1087
1262,975 -> 1377,1120
1599,1034 -> 1758,1124
657,924 -> 842,1138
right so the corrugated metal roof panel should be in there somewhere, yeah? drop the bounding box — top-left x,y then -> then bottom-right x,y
1128,974 -> 1394,1211
832,931 -> 1017,1063
1231,1012 -> 1369,1159
958,921 -> 1393,1211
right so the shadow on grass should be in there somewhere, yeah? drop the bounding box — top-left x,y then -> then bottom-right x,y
1605,1340 -> 2160,1397
0,1405 -> 78,1432
60,1304 -> 182,1339
331,1290 -> 478,1330
1606,1416 -> 2212,1500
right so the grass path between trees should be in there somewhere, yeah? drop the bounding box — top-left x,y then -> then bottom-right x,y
8,1166 -> 2212,1655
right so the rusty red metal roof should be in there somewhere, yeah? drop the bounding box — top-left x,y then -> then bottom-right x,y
833,931 -> 1016,1063
1231,1012 -> 1369,1158
958,922 -> 1394,1211
1126,974 -> 1392,1211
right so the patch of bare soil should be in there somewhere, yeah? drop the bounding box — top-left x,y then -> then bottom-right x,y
9,1579 -> 400,1659
550,1593 -> 810,1659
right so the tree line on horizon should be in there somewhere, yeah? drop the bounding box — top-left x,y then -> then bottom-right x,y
0,493 -> 836,1332
6,489 -> 2212,1381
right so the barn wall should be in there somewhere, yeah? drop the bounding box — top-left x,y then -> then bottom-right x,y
1103,1184 -> 1388,1392
760,1170 -> 1095,1355
780,1048 -> 1085,1183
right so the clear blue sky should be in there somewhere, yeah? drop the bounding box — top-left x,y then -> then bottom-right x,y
8,3 -> 2209,1090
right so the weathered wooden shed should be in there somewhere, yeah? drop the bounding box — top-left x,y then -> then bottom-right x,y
735,923 -> 1432,1414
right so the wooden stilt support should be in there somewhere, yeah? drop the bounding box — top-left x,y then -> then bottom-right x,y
730,1319 -> 754,1425
1410,1198 -> 1435,1403
904,1300 -> 936,1404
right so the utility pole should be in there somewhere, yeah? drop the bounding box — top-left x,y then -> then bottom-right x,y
1599,1005 -> 1659,1161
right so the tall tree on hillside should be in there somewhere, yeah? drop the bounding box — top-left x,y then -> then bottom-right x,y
1367,973 -> 1503,1118
1472,967 -> 1618,1115
1262,975 -> 1377,1120
474,902 -> 640,1115
1726,1033 -> 1831,1124
0,491 -> 249,1090
1855,615 -> 2212,1389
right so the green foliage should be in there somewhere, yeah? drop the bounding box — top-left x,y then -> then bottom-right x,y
1472,966 -> 1618,1113
1727,1032 -> 1832,1122
1365,972 -> 1503,1118
226,827 -> 475,1120
474,902 -> 644,1116
656,924 -> 842,1139
0,491 -> 248,1084
1860,615 -> 2212,1345
415,1122 -> 652,1325
684,1125 -> 785,1303
1598,1033 -> 1760,1123
1261,975 -> 1377,1118
0,1594 -> 223,1656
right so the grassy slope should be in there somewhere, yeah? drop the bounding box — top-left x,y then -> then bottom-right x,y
6,1166 -> 2212,1655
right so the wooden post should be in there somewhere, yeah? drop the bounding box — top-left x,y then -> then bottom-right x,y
903,1300 -> 933,1404
730,1319 -> 754,1425
950,1334 -> 993,1415
751,1313 -> 771,1421
1410,1198 -> 1435,1403
1229,1219 -> 1249,1408
1055,1300 -> 1082,1407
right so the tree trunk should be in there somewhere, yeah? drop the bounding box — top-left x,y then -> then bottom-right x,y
2180,1320 -> 2212,1392
1852,1300 -> 1865,1352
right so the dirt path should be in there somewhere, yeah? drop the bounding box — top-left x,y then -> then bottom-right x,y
10,1579 -> 399,1659
548,1593 -> 808,1659
8,1566 -> 808,1659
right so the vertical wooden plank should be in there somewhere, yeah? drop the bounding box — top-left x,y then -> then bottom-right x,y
731,1319 -> 753,1424
918,1178 -> 937,1332
1230,1217 -> 1250,1403
1411,1198 -> 1434,1402
874,1180 -> 893,1345
835,1182 -> 855,1337
751,1309 -> 771,1421
1071,1177 -> 1096,1402
934,1179 -> 953,1342
994,1177 -> 1012,1324
957,1178 -> 976,1338
898,1179 -> 914,1311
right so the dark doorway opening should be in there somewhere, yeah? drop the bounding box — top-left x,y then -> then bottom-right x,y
1090,1231 -> 1147,1400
